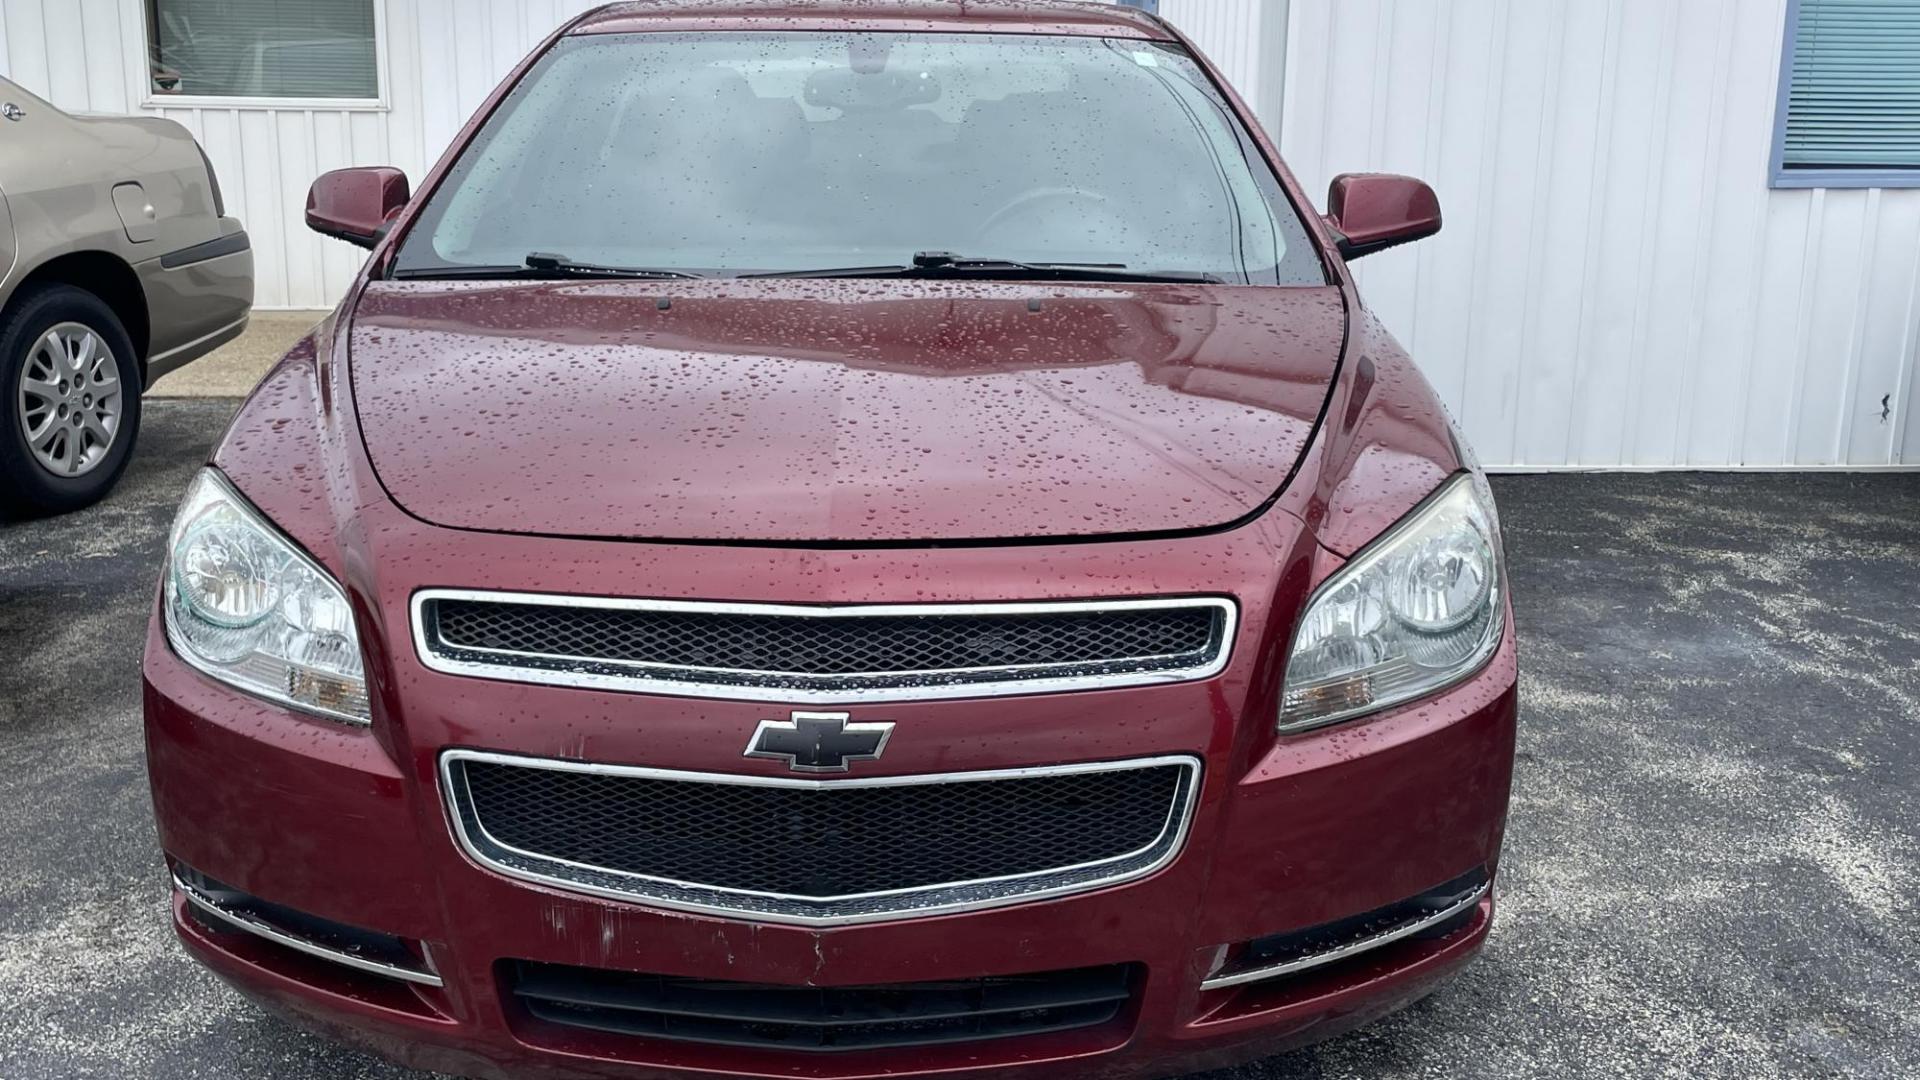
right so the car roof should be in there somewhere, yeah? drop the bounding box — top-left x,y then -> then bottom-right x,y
568,0 -> 1175,41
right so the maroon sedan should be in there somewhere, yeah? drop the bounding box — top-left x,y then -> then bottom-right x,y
143,3 -> 1515,1077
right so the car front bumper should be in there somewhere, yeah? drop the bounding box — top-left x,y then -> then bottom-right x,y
142,589 -> 1516,1080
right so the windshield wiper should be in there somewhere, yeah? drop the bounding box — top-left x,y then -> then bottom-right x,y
392,252 -> 700,281
522,252 -> 700,279
744,251 -> 1222,284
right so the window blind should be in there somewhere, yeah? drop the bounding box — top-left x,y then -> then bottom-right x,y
149,0 -> 377,100
1781,0 -> 1920,170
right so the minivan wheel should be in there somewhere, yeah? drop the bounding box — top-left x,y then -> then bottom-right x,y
0,285 -> 142,516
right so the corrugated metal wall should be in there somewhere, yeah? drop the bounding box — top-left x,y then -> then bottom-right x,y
1280,0 -> 1920,467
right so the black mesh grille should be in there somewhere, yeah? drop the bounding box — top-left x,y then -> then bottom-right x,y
425,598 -> 1222,689
509,960 -> 1136,1052
456,760 -> 1184,899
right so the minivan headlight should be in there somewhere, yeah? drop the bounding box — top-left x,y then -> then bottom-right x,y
163,470 -> 370,724
1281,473 -> 1503,731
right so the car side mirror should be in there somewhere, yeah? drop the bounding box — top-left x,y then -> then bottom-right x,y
1324,173 -> 1441,261
306,167 -> 410,249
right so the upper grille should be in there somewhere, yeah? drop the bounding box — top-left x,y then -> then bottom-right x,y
412,592 -> 1234,703
436,602 -> 1217,677
443,752 -> 1201,925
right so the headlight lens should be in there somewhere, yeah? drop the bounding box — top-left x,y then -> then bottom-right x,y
163,470 -> 370,724
1281,473 -> 1503,731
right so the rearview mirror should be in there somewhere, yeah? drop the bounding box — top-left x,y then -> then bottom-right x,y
1325,174 -> 1441,261
306,167 -> 410,249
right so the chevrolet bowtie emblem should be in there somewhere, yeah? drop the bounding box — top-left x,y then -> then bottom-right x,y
745,711 -> 894,773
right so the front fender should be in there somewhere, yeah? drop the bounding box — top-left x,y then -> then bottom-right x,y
1300,307 -> 1465,556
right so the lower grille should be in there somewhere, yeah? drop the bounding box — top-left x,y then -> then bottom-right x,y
508,960 -> 1135,1052
443,751 -> 1200,925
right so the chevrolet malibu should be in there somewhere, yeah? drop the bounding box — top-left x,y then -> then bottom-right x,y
143,3 -> 1516,1077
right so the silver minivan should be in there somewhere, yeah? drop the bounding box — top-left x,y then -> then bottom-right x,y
0,77 -> 252,515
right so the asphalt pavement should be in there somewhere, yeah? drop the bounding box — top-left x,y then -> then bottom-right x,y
1,399 -> 1915,1079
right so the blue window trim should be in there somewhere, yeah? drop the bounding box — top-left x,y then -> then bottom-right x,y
1769,0 -> 1920,190
1115,0 -> 1160,13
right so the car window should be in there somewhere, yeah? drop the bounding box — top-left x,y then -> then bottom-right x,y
393,32 -> 1325,285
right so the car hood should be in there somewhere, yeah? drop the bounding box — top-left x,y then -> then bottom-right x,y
347,279 -> 1346,544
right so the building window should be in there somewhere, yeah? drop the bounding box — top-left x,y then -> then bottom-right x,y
147,0 -> 380,101
1772,0 -> 1920,188
1115,0 -> 1160,12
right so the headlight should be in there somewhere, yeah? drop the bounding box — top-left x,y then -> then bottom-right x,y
1281,473 -> 1503,731
163,470 -> 370,724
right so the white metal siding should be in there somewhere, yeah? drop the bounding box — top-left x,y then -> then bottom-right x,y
1280,0 -> 1920,467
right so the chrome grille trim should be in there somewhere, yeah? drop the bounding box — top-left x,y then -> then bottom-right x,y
174,872 -> 444,987
1198,881 -> 1490,991
410,591 -> 1236,704
440,750 -> 1203,927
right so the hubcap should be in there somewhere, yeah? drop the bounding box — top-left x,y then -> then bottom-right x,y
17,322 -> 122,478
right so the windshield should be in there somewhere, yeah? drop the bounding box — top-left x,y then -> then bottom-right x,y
392,32 -> 1324,285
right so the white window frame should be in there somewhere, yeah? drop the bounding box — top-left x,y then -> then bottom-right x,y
127,0 -> 391,112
